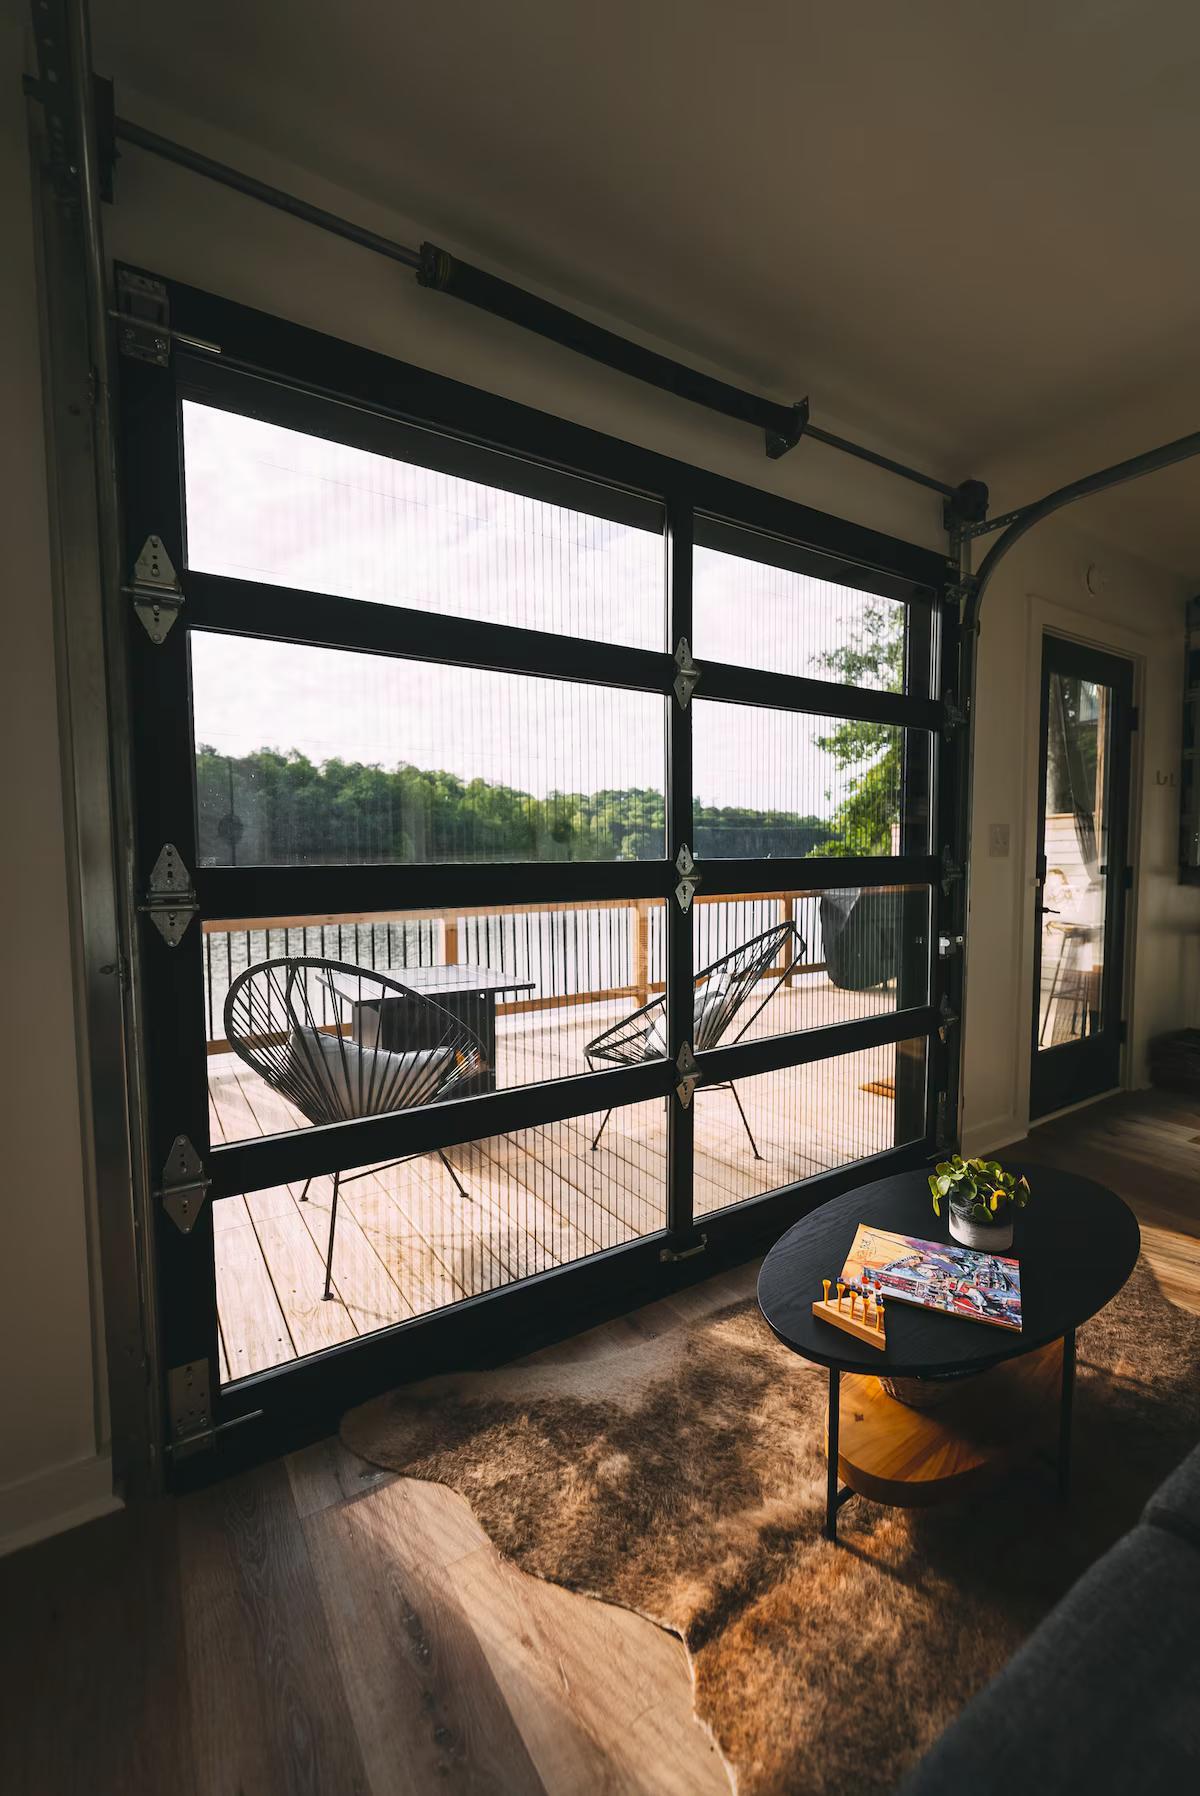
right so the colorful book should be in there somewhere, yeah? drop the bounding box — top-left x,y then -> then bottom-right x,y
838,1223 -> 1023,1332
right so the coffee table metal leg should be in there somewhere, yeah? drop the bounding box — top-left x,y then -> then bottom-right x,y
825,1367 -> 841,1542
1058,1329 -> 1076,1500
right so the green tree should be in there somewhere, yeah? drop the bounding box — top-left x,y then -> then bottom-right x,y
810,601 -> 904,855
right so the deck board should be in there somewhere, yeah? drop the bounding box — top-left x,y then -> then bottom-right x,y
213,1219 -> 296,1379
211,982 -> 910,1382
253,1211 -> 360,1359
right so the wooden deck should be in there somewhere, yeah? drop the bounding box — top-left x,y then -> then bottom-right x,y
209,980 -> 911,1383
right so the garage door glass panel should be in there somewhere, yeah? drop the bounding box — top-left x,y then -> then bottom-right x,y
205,899 -> 668,1142
694,520 -> 908,688
191,633 -> 667,866
182,401 -> 666,649
214,1098 -> 669,1386
693,698 -> 921,858
693,1038 -> 928,1218
688,885 -> 931,1049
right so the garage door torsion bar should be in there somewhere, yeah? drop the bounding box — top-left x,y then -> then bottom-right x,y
111,113 -> 957,492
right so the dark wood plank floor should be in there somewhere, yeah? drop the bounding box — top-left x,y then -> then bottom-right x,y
2,1089 -> 1197,1796
999,1085 -> 1200,1316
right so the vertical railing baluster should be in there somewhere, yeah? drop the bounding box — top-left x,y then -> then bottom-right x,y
633,900 -> 649,1006
204,930 -> 213,1040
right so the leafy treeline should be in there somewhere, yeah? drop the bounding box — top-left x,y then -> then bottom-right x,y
195,748 -> 836,865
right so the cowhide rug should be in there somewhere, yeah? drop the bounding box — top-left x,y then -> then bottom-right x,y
342,1261 -> 1200,1794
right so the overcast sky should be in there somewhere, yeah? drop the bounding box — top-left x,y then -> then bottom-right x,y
184,402 -> 896,815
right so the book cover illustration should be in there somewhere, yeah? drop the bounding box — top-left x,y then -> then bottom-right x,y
839,1223 -> 1023,1332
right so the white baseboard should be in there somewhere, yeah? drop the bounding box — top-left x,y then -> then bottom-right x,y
0,1453 -> 121,1559
961,1114 -> 1023,1159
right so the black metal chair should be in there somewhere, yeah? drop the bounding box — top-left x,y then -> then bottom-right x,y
223,957 -> 486,1300
583,921 -> 804,1157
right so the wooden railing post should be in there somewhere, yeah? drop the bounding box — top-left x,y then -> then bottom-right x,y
444,914 -> 460,967
781,894 -> 796,986
632,899 -> 650,1006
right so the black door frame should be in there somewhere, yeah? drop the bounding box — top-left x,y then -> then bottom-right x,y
1030,633 -> 1135,1120
117,267 -> 957,1481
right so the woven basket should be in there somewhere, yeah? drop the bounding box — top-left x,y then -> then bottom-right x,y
879,1368 -> 981,1410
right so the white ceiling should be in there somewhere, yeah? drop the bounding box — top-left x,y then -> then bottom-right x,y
94,0 -> 1200,576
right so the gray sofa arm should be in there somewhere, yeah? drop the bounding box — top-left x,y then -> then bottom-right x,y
897,1442 -> 1200,1793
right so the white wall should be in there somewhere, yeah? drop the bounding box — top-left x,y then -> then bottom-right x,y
0,18 -> 115,1554
2,70 -> 1194,1544
962,517 -> 1194,1152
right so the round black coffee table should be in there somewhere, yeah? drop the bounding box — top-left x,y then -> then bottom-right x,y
758,1164 -> 1139,1541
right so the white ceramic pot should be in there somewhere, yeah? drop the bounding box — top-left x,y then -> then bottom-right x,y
948,1204 -> 1013,1252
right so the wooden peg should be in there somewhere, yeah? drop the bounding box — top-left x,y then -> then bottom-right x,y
822,1279 -> 831,1304
812,1284 -> 886,1349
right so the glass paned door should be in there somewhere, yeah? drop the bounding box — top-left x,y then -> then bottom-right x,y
1031,636 -> 1134,1118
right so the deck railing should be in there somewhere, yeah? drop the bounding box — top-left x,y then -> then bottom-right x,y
201,889 -> 833,1052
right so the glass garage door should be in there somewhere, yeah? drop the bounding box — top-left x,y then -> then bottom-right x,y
119,271 -> 950,1467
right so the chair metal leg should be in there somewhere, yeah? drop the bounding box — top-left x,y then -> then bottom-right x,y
437,1148 -> 470,1201
299,1177 -> 312,1203
1039,938 -> 1067,1047
322,1171 -> 340,1301
590,1108 -> 614,1152
728,1082 -> 762,1158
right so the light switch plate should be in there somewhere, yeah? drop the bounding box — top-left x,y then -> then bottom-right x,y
988,822 -> 1010,858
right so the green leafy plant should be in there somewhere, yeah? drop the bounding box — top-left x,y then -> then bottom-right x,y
929,1156 -> 1031,1226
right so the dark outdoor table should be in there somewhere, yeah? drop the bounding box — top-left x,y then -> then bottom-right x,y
324,964 -> 535,1096
758,1165 -> 1140,1540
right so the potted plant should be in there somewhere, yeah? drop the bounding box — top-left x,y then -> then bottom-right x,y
928,1156 -> 1030,1250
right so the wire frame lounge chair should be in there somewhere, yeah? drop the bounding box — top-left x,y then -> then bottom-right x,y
223,957 -> 486,1300
583,921 -> 804,1157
